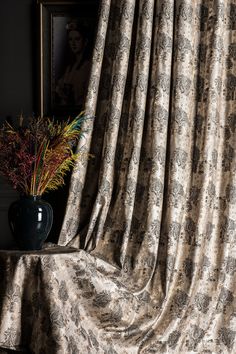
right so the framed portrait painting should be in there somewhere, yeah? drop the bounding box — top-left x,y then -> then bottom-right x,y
38,0 -> 99,118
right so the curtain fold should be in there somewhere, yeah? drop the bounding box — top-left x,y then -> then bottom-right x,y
58,0 -> 236,352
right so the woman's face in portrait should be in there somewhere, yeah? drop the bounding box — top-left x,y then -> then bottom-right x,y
68,30 -> 85,54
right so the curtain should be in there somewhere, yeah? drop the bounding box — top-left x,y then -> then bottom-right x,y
58,0 -> 236,352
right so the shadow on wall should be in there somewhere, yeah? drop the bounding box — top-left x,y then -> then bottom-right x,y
0,178 -> 19,249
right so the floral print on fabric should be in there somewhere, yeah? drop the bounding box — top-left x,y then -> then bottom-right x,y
59,0 -> 236,352
1,0 -> 236,353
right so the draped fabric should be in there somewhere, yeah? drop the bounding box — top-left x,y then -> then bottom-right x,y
57,0 -> 236,352
1,1 -> 236,353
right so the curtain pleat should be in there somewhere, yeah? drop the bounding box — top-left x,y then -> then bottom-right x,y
58,0 -> 236,352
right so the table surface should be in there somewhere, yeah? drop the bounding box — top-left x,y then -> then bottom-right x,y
0,242 -> 78,255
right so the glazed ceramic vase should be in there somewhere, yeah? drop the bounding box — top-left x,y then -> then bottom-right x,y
8,195 -> 53,251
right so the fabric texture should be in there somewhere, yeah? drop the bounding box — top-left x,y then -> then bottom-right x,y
1,0 -> 236,353
59,0 -> 236,352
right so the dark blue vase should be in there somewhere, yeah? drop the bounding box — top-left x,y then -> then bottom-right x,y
8,195 -> 53,251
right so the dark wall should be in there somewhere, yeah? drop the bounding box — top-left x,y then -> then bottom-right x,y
0,0 -> 35,124
0,0 -> 98,245
0,0 -> 64,244
0,1 -> 36,248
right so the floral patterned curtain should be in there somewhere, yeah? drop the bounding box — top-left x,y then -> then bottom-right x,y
58,0 -> 236,352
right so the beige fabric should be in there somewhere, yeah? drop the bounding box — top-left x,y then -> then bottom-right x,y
58,0 -> 236,352
0,0 -> 236,353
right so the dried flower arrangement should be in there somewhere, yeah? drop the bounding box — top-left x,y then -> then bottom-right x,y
0,113 -> 88,196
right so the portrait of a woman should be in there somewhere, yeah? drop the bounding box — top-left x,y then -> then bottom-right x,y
54,19 -> 92,109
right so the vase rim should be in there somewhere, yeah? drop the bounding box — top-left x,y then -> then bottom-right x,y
20,194 -> 42,199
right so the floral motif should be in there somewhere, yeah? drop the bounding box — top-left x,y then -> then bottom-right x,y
171,290 -> 189,317
224,257 -> 236,275
186,325 -> 205,350
194,293 -> 211,314
168,181 -> 184,208
1,0 -> 236,353
168,330 -> 181,348
218,327 -> 236,350
58,280 -> 69,302
216,287 -> 234,313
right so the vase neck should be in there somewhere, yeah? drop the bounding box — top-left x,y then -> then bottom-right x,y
20,195 -> 42,201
